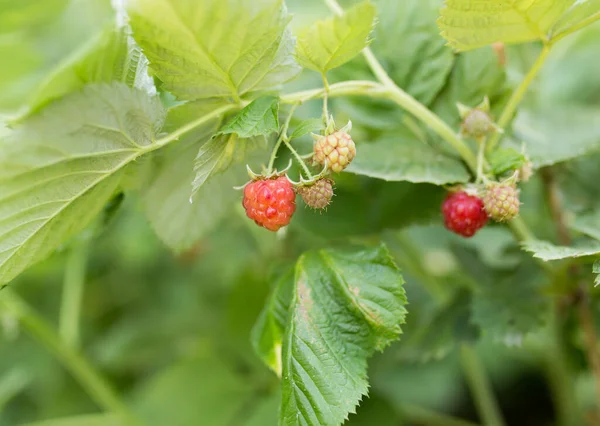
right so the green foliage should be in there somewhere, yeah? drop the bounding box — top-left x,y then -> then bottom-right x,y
512,106 -> 600,167
522,240 -> 600,260
141,101 -> 267,251
347,126 -> 470,184
371,0 -> 454,105
217,96 -> 280,138
22,415 -> 120,426
289,119 -> 323,139
26,25 -> 154,117
488,148 -> 528,176
295,2 -> 376,74
438,0 -> 576,50
0,83 -> 164,285
127,0 -> 300,101
3,0 -> 600,425
253,244 -> 407,426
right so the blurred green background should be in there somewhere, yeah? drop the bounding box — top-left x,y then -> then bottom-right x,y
2,0 -> 600,425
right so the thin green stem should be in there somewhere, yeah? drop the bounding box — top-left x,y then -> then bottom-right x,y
154,104 -> 238,149
284,139 -> 313,179
280,80 -> 385,104
475,139 -> 487,184
551,11 -> 600,45
267,104 -> 298,173
399,403 -> 480,426
460,344 -> 506,426
59,234 -> 91,348
487,45 -> 552,152
0,288 -> 143,426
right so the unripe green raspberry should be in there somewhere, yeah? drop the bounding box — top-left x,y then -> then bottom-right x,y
483,184 -> 520,222
462,109 -> 494,139
313,131 -> 356,173
297,179 -> 334,209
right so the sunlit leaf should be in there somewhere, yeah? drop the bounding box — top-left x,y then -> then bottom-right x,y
217,96 -> 279,138
522,240 -> 600,261
255,244 -> 407,426
438,0 -> 576,51
128,0 -> 300,101
295,1 -> 376,74
0,83 -> 165,285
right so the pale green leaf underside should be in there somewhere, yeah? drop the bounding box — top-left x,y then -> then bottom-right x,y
347,129 -> 470,185
513,107 -> 600,167
572,211 -> 600,242
438,0 -> 576,51
217,96 -> 280,138
128,0 -> 301,101
295,1 -> 376,73
522,240 -> 600,261
289,118 -> 323,140
251,270 -> 294,376
552,0 -> 600,37
0,83 -> 165,285
27,27 -> 154,117
278,245 -> 407,426
594,261 -> 600,287
190,135 -> 238,200
142,101 -> 267,251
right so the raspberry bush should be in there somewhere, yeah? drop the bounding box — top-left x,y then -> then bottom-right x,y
1,0 -> 600,425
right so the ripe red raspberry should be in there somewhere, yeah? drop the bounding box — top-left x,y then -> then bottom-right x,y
242,177 -> 296,231
297,178 -> 334,209
313,131 -> 356,173
442,191 -> 488,237
483,184 -> 520,222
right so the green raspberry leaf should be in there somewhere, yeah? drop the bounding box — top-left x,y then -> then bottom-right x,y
512,107 -> 600,167
254,244 -> 407,426
489,147 -> 528,176
142,101 -> 267,251
27,28 -> 153,116
522,240 -> 600,261
347,126 -> 470,185
438,0 -> 576,51
594,261 -> 600,287
128,0 -> 300,102
572,211 -> 600,241
251,269 -> 294,376
217,96 -> 280,138
552,0 -> 600,39
289,118 -> 324,140
0,83 -> 165,285
372,0 -> 455,105
295,1 -> 376,74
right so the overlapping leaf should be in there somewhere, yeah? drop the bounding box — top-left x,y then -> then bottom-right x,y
217,96 -> 279,138
128,0 -> 300,101
513,107 -> 600,167
347,126 -> 470,185
253,245 -> 407,426
0,83 -> 165,285
27,28 -> 154,116
522,240 -> 600,261
438,0 -> 576,51
142,101 -> 267,251
295,1 -> 376,74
